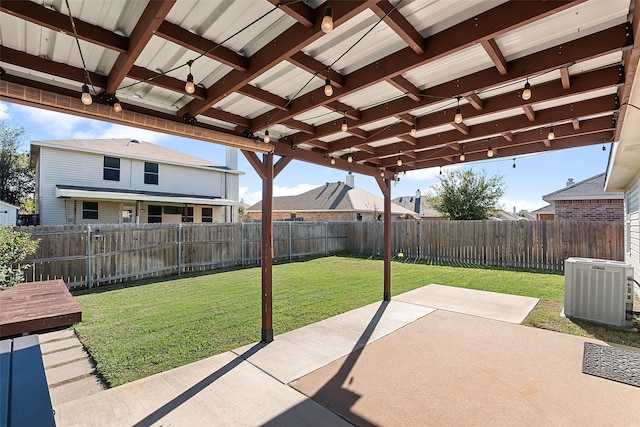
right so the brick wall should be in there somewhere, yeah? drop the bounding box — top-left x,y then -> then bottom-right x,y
554,199 -> 623,222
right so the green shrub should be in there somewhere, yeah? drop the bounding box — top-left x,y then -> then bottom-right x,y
0,227 -> 39,287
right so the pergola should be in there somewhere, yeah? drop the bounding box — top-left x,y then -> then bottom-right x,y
1,0 -> 638,343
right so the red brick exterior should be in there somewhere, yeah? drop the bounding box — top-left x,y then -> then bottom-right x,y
553,199 -> 623,222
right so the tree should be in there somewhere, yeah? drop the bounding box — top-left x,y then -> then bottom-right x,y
429,169 -> 505,220
0,227 -> 39,287
0,123 -> 34,208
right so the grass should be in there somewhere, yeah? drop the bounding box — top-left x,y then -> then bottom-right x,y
72,255 -> 640,387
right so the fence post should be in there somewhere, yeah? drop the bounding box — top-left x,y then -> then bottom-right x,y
325,222 -> 329,255
289,221 -> 293,261
241,222 -> 245,266
86,225 -> 92,289
177,223 -> 182,276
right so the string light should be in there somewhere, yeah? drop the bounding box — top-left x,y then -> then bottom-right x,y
397,157 -> 403,167
512,158 -> 516,168
331,157 -> 336,165
341,115 -> 348,132
459,147 -> 465,162
602,142 -> 607,151
439,166 -> 443,175
321,6 -> 334,33
81,84 -> 92,105
264,129 -> 270,143
112,97 -> 122,113
410,123 -> 417,137
324,78 -> 333,96
487,146 -> 494,157
380,168 -> 385,177
547,127 -> 555,141
347,154 -> 353,163
454,97 -> 463,124
522,78 -> 532,101
185,60 -> 195,94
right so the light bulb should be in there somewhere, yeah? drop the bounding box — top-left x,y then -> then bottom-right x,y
410,124 -> 417,137
341,118 -> 348,132
330,157 -> 336,165
321,6 -> 333,33
264,130 -> 270,144
547,128 -> 555,140
487,146 -> 494,158
347,155 -> 353,163
113,101 -> 122,113
460,153 -> 465,162
324,79 -> 333,96
397,158 -> 402,167
380,170 -> 384,177
454,107 -> 463,124
522,81 -> 532,101
185,74 -> 195,94
81,84 -> 92,105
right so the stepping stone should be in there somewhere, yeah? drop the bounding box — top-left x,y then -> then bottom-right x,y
40,337 -> 82,354
43,346 -> 88,368
45,359 -> 94,386
49,376 -> 104,407
39,329 -> 75,343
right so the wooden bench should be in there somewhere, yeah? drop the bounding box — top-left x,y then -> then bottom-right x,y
0,335 -> 55,427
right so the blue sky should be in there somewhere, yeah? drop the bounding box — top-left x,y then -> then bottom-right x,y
1,100 -> 610,212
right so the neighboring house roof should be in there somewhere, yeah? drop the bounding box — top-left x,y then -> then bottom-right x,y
543,173 -> 623,202
532,204 -> 555,214
248,182 -> 418,217
30,138 -> 242,174
392,194 -> 442,218
493,210 -> 519,221
55,185 -> 238,206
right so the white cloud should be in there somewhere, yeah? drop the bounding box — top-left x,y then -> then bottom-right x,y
72,122 -> 167,143
499,198 -> 545,213
240,183 -> 322,205
12,104 -> 85,136
0,102 -> 9,120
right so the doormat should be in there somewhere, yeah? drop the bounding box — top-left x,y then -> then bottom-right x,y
582,342 -> 640,388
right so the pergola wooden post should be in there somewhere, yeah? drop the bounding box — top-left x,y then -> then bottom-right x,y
376,177 -> 392,301
242,151 -> 293,343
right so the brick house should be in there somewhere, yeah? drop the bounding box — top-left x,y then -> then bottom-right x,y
246,174 -> 417,222
542,174 -> 623,222
531,204 -> 555,221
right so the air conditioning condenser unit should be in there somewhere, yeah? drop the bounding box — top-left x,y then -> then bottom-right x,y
564,257 -> 634,328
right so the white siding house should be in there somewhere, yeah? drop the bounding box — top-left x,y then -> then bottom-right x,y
0,200 -> 19,227
605,74 -> 640,286
30,139 -> 243,225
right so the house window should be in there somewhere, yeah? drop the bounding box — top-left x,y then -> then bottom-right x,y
182,206 -> 194,223
148,205 -> 162,223
103,157 -> 120,181
144,162 -> 158,185
202,207 -> 213,223
82,201 -> 99,220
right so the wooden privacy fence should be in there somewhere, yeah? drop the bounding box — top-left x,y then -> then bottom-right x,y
348,220 -> 624,270
18,222 -> 349,288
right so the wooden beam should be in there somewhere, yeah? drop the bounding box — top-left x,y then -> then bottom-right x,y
523,105 -> 536,121
560,67 -> 571,89
237,85 -> 289,111
267,0 -> 315,27
128,66 -> 207,100
481,38 -> 509,75
375,176 -> 392,301
542,139 -> 552,147
615,19 -> 639,141
466,94 -> 484,110
501,132 -> 514,142
0,0 -> 128,53
0,78 -> 272,154
200,109 -> 250,128
106,0 -> 176,93
241,151 -> 267,180
288,52 -> 345,88
155,21 -> 249,72
261,153 -> 274,343
274,155 -> 293,177
387,76 -> 421,101
572,119 -> 581,130
451,122 -> 470,135
371,1 -> 424,54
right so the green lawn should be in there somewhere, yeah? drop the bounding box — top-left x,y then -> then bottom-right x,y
73,255 -> 639,387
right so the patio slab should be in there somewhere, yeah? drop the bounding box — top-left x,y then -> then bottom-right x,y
54,349 -> 352,427
394,283 -> 539,323
291,309 -> 640,427
233,299 -> 434,383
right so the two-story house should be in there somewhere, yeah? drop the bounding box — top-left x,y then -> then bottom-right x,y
30,139 -> 243,225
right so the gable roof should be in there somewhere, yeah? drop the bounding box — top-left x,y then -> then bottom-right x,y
30,138 -> 241,173
542,173 -> 623,202
248,182 -> 417,217
392,195 -> 442,218
532,204 -> 555,214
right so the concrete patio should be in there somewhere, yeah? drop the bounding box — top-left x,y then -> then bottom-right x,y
54,285 -> 640,426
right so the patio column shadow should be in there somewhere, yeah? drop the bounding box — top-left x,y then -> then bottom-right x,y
132,343 -> 264,427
